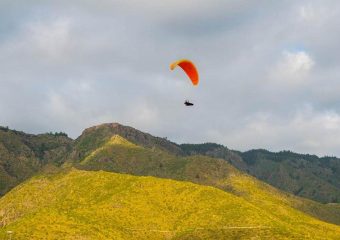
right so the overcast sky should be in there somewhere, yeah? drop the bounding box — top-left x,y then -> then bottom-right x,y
1,1 -> 340,156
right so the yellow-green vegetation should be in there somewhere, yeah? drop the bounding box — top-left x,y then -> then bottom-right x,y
81,135 -> 142,165
71,135 -> 340,225
1,169 -> 340,240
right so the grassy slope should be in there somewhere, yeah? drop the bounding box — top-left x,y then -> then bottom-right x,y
1,169 -> 340,240
70,135 -> 340,226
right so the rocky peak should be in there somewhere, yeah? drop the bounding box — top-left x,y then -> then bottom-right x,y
72,122 -> 183,162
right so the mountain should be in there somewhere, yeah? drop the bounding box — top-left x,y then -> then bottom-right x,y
61,126 -> 340,226
1,123 -> 340,228
3,122 -> 340,205
181,143 -> 340,203
1,169 -> 340,239
0,126 -> 73,196
71,124 -> 340,204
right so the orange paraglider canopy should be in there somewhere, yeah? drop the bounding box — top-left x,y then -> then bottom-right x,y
170,59 -> 199,86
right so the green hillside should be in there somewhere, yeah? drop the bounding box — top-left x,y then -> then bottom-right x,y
181,143 -> 340,204
0,126 -> 73,196
1,169 -> 340,240
68,134 -> 340,225
239,149 -> 340,203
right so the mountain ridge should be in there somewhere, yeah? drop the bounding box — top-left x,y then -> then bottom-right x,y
181,143 -> 340,203
2,122 -> 340,204
1,122 -> 340,221
65,132 -> 340,225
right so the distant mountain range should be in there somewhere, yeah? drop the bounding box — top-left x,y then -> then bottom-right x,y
2,123 -> 339,203
182,143 -> 340,204
0,123 -> 340,238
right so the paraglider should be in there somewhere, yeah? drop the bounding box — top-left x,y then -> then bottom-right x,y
184,100 -> 194,106
170,59 -> 199,86
170,59 -> 199,106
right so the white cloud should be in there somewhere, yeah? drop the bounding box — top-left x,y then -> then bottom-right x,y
270,51 -> 314,86
298,3 -> 337,25
299,5 -> 317,22
283,51 -> 314,74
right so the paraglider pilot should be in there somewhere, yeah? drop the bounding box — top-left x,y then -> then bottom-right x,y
184,100 -> 194,106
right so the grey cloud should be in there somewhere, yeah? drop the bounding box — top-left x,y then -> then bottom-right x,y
1,0 -> 340,156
